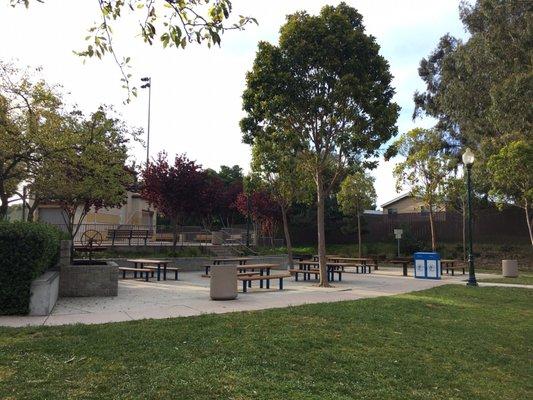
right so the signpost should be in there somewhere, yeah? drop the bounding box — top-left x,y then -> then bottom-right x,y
394,229 -> 403,257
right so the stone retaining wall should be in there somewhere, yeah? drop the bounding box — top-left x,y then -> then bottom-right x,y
59,261 -> 119,297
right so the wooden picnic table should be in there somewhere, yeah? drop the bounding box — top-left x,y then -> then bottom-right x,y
127,259 -> 172,281
203,264 -> 277,289
388,259 -> 413,277
312,254 -> 342,262
237,264 -> 277,289
328,257 -> 379,270
294,260 -> 351,281
441,259 -> 466,275
212,257 -> 251,265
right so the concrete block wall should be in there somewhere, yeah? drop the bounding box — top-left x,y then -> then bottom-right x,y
59,262 -> 119,297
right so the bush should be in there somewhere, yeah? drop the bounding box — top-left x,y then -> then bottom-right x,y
0,222 -> 62,315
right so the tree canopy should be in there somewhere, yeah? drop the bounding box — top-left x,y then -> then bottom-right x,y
337,171 -> 376,257
393,128 -> 455,251
9,0 -> 256,101
241,2 -> 399,285
487,140 -> 533,244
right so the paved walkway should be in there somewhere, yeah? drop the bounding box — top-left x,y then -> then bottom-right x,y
0,270 -> 524,328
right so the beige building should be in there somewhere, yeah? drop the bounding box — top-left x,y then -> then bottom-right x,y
381,193 -> 444,215
35,191 -> 156,228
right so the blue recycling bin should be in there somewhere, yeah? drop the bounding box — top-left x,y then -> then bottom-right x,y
414,252 -> 441,279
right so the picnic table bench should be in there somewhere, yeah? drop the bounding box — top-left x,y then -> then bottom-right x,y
119,267 -> 152,281
108,229 -> 152,245
238,272 -> 291,292
144,265 -> 180,280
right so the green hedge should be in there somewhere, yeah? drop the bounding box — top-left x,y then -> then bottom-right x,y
0,222 -> 63,315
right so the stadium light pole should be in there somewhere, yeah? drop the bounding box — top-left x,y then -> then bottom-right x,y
462,147 -> 478,287
141,77 -> 152,165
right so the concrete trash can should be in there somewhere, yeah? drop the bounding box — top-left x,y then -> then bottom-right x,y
210,264 -> 238,300
502,260 -> 518,278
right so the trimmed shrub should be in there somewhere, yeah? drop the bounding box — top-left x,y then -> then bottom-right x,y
0,222 -> 62,315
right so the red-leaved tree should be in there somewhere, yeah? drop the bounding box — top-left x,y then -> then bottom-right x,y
141,152 -> 204,250
198,172 -> 225,230
234,191 -> 280,245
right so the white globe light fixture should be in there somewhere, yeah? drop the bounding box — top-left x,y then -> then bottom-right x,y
462,147 -> 475,165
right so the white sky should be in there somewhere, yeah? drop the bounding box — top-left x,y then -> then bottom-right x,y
0,0 -> 466,208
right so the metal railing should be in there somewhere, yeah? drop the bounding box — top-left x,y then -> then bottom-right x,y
51,223 -> 277,247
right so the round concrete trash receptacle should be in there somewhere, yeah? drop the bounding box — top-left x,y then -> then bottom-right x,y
502,260 -> 518,278
210,265 -> 238,300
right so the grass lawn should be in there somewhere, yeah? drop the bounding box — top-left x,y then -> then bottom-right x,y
1,286 -> 531,400
478,273 -> 533,286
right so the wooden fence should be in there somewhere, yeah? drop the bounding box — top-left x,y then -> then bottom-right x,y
290,207 -> 530,246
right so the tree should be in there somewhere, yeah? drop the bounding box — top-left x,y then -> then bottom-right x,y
39,108 -> 135,240
141,152 -> 204,250
0,61 -> 67,220
9,0 -> 256,101
251,140 -> 312,268
444,176 -> 468,260
413,0 -> 532,188
241,3 -> 399,286
198,171 -> 225,230
337,171 -> 376,257
487,140 -> 533,245
234,190 -> 280,245
393,128 -> 454,251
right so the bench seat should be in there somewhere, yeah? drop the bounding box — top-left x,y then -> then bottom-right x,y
143,265 -> 180,280
119,267 -> 152,281
238,273 -> 291,292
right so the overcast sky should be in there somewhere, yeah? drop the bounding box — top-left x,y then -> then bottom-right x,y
1,0 -> 467,208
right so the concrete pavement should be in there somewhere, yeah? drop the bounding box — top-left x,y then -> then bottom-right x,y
0,269 -> 524,328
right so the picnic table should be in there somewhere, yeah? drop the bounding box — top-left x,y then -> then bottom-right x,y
237,264 -> 277,289
441,259 -> 465,275
389,259 -> 413,277
127,259 -> 172,281
212,257 -> 251,265
328,257 -> 379,270
312,254 -> 342,262
293,260 -> 346,282
203,264 -> 277,289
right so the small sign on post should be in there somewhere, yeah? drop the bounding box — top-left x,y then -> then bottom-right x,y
393,229 -> 403,257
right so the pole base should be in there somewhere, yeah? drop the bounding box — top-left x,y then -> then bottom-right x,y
466,279 -> 478,287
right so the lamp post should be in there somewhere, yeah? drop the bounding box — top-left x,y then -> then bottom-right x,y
462,147 -> 478,287
141,77 -> 152,165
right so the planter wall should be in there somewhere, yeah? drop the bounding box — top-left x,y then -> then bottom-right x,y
29,271 -> 59,316
59,261 -> 119,297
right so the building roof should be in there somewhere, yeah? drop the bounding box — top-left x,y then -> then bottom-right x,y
380,193 -> 412,208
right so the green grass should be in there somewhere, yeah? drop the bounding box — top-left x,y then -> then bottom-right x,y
1,286 -> 531,399
478,273 -> 533,285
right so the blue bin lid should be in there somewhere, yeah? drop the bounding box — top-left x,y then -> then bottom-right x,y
414,252 -> 441,259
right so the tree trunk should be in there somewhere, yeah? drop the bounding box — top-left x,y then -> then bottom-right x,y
281,203 -> 294,269
357,212 -> 362,258
0,194 -> 8,220
429,209 -> 436,251
316,171 -> 329,287
525,199 -> 533,246
172,219 -> 179,254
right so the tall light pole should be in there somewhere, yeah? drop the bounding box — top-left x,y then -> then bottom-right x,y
462,147 -> 478,287
141,77 -> 152,165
